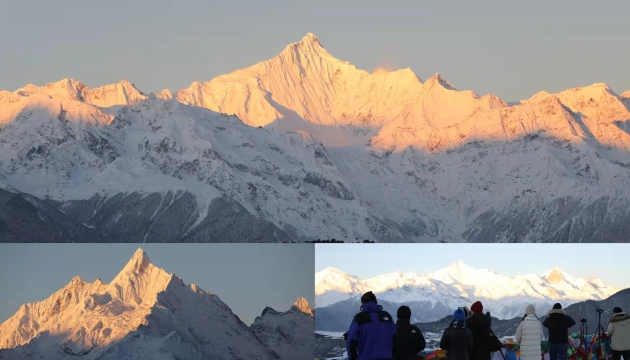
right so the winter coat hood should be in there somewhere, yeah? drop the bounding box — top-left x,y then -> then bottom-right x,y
609,313 -> 630,323
547,309 -> 566,316
360,302 -> 383,312
526,305 -> 536,316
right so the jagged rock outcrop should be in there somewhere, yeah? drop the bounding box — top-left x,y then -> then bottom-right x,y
0,249 -> 312,359
251,297 -> 315,360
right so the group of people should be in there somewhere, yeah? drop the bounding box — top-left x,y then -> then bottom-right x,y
513,303 -> 630,360
343,291 -> 630,360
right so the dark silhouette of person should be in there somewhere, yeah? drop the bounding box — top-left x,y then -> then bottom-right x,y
441,308 -> 474,360
393,305 -> 426,360
466,301 -> 491,360
542,303 -> 576,360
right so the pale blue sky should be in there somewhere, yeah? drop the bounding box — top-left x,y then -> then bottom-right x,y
315,244 -> 630,288
0,244 -> 314,325
1,1 -> 629,101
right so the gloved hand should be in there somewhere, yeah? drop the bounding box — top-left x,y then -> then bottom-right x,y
343,332 -> 348,340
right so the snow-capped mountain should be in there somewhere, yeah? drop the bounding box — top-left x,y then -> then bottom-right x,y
314,261 -> 621,330
2,33 -> 630,242
251,297 -> 315,360
0,249 -> 314,360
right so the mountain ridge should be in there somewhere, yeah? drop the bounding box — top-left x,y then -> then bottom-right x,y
0,248 -> 313,360
2,33 -> 630,242
314,262 -> 621,330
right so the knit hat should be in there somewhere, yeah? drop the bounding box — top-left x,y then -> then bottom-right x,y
361,291 -> 377,304
454,308 -> 466,321
397,306 -> 411,319
471,301 -> 483,313
553,303 -> 562,310
613,307 -> 623,314
526,304 -> 536,315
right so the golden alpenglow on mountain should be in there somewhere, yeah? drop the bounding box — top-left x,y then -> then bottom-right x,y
314,243 -> 630,359
1,32 -> 630,242
0,244 -> 315,359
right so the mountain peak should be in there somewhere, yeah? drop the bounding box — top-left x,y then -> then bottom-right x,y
292,297 -> 313,315
449,259 -> 471,270
545,267 -> 564,284
297,32 -> 323,48
70,275 -> 84,284
321,266 -> 346,274
122,248 -> 152,273
426,73 -> 457,90
280,33 -> 328,58
261,306 -> 280,316
302,32 -> 319,43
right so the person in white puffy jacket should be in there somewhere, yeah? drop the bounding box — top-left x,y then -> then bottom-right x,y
516,304 -> 544,360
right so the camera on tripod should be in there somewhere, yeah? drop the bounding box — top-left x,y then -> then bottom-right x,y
580,318 -> 587,323
596,309 -> 604,314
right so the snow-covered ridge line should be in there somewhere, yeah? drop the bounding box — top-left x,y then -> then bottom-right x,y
0,248 -> 314,360
314,261 -> 621,321
2,32 -> 630,242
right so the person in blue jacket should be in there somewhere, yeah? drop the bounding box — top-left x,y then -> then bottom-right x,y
345,291 -> 397,360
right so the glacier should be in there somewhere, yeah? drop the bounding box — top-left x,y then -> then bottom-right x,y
1,33 -> 630,242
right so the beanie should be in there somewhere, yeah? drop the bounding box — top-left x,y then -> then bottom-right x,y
613,307 -> 623,314
453,308 -> 466,321
361,291 -> 377,305
526,304 -> 536,316
397,306 -> 411,319
471,301 -> 483,313
553,303 -> 562,310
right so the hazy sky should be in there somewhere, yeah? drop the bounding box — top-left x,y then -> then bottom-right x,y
1,1 -> 629,101
0,244 -> 314,325
315,243 -> 630,288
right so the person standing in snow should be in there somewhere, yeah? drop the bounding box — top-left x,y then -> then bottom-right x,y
607,307 -> 630,360
393,305 -> 426,360
346,291 -> 397,360
542,303 -> 576,360
440,308 -> 474,360
516,304 -> 544,360
466,301 -> 492,360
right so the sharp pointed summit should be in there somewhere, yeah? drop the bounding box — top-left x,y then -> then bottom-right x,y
426,73 -> 457,90
300,32 -> 322,46
292,297 -> 313,315
3,34 -> 630,242
0,249 -> 311,360
123,248 -> 152,273
545,267 -> 565,284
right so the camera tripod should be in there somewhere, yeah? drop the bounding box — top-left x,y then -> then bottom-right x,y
588,309 -> 609,360
579,318 -> 589,350
594,309 -> 607,339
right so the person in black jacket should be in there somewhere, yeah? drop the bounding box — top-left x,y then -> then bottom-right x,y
542,303 -> 576,360
393,306 -> 426,360
466,301 -> 491,360
441,308 -> 474,360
